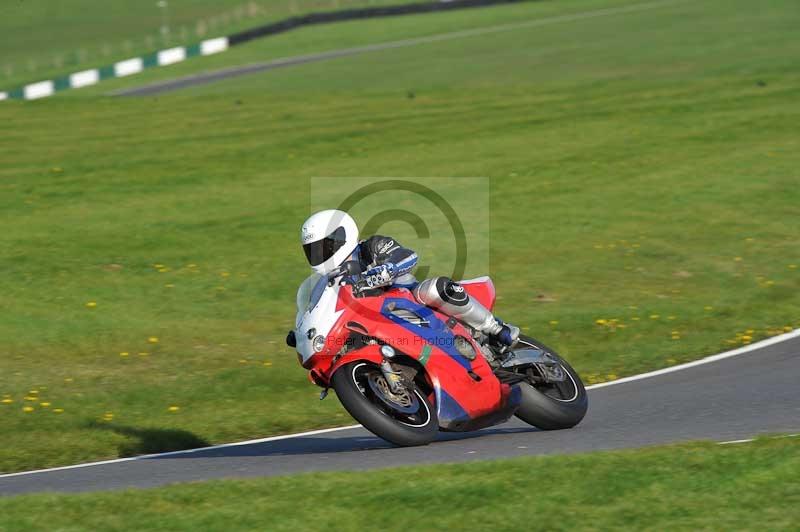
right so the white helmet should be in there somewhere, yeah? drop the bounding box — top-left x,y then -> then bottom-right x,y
300,209 -> 359,275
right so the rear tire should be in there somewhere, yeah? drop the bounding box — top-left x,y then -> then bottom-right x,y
332,361 -> 438,446
513,335 -> 588,430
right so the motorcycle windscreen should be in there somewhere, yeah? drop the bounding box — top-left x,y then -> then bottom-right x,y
295,273 -> 328,327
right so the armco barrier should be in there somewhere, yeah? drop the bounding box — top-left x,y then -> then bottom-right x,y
228,0 -> 523,45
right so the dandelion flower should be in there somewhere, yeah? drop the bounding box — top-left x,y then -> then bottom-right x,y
742,335 -> 752,342
23,406 -> 34,413
64,378 -> 74,383
119,352 -> 129,357
549,320 -> 559,326
263,361 -> 273,367
148,337 -> 159,344
138,352 -> 149,357
53,408 -> 64,413
86,301 -> 97,308
595,319 -> 607,325
40,402 -> 51,407
1,398 -> 12,404
168,406 -> 180,412
650,315 -> 660,320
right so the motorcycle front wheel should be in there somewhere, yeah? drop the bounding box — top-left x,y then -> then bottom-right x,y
332,361 -> 438,446
513,335 -> 588,430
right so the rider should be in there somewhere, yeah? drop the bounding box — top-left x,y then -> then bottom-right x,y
297,209 -> 519,347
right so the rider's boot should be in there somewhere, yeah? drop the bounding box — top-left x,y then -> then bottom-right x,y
413,277 -> 520,348
493,320 -> 520,348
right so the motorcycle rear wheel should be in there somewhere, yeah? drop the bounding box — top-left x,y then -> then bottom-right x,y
513,335 -> 588,430
332,361 -> 438,446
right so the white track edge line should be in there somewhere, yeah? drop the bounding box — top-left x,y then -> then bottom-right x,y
0,425 -> 359,479
718,438 -> 755,445
2,328 -> 798,479
585,328 -> 800,390
719,433 -> 799,445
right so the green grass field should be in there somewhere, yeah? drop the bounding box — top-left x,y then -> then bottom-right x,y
1,0 -> 799,473
1,437 -> 798,530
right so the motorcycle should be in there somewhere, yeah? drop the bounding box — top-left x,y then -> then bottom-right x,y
287,261 -> 588,446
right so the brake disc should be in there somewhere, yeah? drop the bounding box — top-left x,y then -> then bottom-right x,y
367,374 -> 420,414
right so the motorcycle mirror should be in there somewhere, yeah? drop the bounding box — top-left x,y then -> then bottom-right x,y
328,260 -> 361,285
342,260 -> 361,276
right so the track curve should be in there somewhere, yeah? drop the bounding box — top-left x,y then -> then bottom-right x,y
112,0 -> 684,97
1,332 -> 799,496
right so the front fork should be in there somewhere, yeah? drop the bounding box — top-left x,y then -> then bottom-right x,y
380,359 -> 405,394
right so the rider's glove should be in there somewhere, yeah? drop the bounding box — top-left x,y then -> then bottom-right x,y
363,263 -> 396,289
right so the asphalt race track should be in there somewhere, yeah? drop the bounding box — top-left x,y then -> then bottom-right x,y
1,332 -> 798,496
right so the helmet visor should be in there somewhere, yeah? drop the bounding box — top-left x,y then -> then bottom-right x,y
303,226 -> 347,267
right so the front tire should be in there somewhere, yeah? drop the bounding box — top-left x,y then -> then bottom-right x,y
513,335 -> 588,430
332,361 -> 438,446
